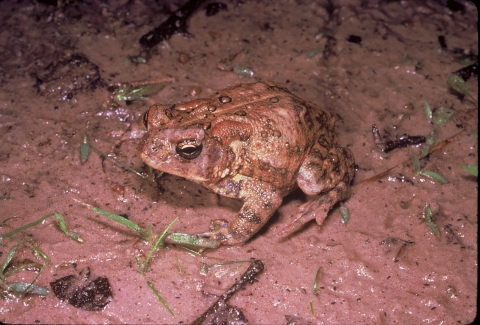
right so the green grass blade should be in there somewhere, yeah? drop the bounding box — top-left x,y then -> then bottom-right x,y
424,100 -> 432,122
86,142 -> 147,178
339,204 -> 350,224
166,232 -> 220,248
1,244 -> 20,277
8,282 -> 49,296
233,65 -> 254,77
205,260 -> 254,269
3,262 -> 43,278
447,74 -> 470,96
147,281 -> 175,316
411,154 -> 421,173
0,216 -> 19,227
25,243 -> 50,266
425,130 -> 437,145
80,134 -> 90,164
434,107 -> 454,124
313,267 -> 322,296
142,218 -> 178,275
418,170 -> 448,184
53,212 -> 83,242
460,164 -> 478,177
0,213 -> 54,240
90,206 -> 149,240
423,203 -> 440,236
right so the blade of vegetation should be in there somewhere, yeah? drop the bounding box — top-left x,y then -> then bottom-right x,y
114,84 -> 157,102
0,213 -> 53,240
307,48 -> 322,58
233,65 -> 254,77
434,107 -> 454,124
205,260 -> 255,270
447,74 -> 470,96
3,261 -> 43,278
424,100 -> 432,122
339,204 -> 350,224
0,216 -> 18,227
410,152 -> 448,184
166,232 -> 220,249
86,142 -> 147,178
96,208 -> 147,240
460,164 -> 478,177
425,130 -> 437,145
1,244 -> 20,278
141,217 -> 178,275
447,74 -> 478,106
420,145 -> 430,158
411,154 -> 421,173
421,130 -> 437,157
25,243 -> 50,266
8,282 -> 49,296
74,198 -> 149,240
418,170 -> 448,184
80,134 -> 90,164
423,203 -> 440,236
147,281 -> 175,316
175,245 -> 203,256
175,257 -> 182,274
53,212 -> 83,242
313,267 -> 322,296
1,211 -> 80,242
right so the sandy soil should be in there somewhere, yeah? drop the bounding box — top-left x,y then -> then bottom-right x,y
0,0 -> 477,324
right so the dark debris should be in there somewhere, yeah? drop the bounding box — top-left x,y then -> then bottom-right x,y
192,259 -> 264,325
372,124 -> 426,153
205,2 -> 227,17
33,53 -> 104,101
139,0 -> 206,49
50,267 -> 113,311
346,35 -> 362,44
453,63 -> 478,81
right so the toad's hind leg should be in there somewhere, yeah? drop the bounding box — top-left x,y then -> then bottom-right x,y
278,145 -> 354,237
199,176 -> 283,245
277,182 -> 351,237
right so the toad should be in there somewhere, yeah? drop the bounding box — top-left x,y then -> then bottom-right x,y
140,82 -> 354,245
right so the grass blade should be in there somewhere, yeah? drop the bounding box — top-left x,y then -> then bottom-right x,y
166,232 -> 220,248
418,170 -> 448,184
423,203 -> 440,236
142,218 -> 178,274
447,74 -> 470,96
74,199 -> 150,241
460,164 -> 478,177
424,100 -> 432,122
313,267 -> 322,296
0,213 -> 54,240
80,134 -> 90,164
1,244 -> 20,278
147,281 -> 175,316
8,282 -> 49,296
339,204 -> 350,224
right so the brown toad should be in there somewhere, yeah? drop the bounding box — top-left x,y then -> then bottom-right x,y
140,81 -> 354,245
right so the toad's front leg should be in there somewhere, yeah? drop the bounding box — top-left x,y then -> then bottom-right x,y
199,176 -> 283,245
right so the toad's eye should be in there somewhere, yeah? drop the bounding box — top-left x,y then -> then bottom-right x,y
176,139 -> 203,159
142,111 -> 149,129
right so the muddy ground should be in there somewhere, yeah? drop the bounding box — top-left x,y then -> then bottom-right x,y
0,0 -> 477,324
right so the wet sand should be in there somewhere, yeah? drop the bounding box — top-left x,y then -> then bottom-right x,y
0,0 -> 477,323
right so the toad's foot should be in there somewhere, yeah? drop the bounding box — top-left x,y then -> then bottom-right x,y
278,182 -> 351,238
198,176 -> 283,245
197,219 -> 239,245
